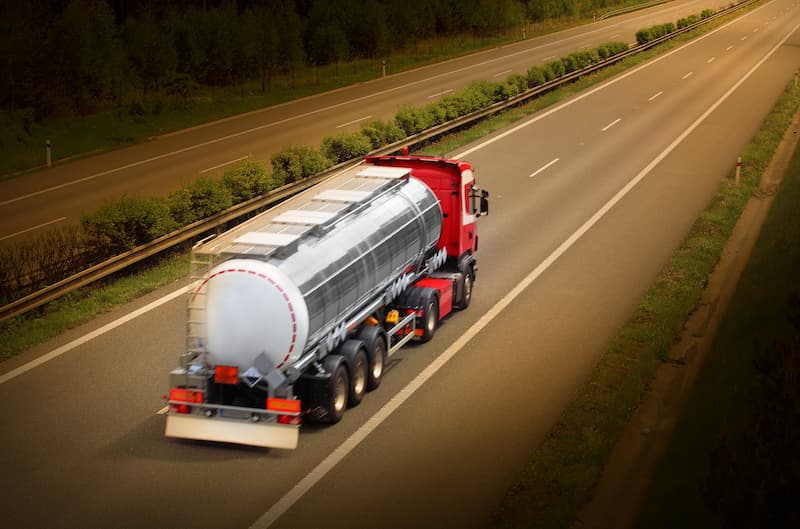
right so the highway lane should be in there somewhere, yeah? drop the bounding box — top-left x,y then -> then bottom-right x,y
1,1 -> 798,528
0,0 -> 737,243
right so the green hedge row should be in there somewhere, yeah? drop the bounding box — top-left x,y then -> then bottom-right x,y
526,41 -> 629,88
638,7 -> 716,44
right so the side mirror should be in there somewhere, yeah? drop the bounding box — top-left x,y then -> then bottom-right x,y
470,186 -> 489,217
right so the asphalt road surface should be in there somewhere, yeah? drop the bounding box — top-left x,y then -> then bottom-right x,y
1,1 -> 799,528
0,0 -> 737,244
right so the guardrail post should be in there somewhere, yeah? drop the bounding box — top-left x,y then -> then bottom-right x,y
46,139 -> 52,168
735,156 -> 742,186
382,60 -> 386,78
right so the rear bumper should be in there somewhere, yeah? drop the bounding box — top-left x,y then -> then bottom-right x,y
165,413 -> 299,449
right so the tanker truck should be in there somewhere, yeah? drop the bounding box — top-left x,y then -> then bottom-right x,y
164,154 -> 489,449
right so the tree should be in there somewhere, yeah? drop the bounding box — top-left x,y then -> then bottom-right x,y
274,0 -> 305,87
247,4 -> 280,92
386,0 -> 435,52
305,1 -> 348,69
50,0 -> 122,113
341,0 -> 389,58
124,9 -> 177,98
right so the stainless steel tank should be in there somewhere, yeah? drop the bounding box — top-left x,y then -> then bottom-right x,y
198,176 -> 442,371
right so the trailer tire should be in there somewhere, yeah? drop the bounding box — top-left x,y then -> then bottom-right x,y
420,293 -> 438,342
322,356 -> 349,424
358,326 -> 388,390
340,340 -> 368,407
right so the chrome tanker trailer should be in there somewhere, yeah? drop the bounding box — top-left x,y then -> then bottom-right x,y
164,155 -> 488,449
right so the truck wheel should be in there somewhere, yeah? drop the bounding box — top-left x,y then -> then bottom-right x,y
420,294 -> 438,342
323,359 -> 349,424
341,340 -> 368,407
456,269 -> 473,310
358,326 -> 388,390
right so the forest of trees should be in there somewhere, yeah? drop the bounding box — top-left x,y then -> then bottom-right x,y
1,0 -> 638,121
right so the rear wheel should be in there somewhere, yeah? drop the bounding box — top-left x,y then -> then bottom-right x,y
341,340 -> 368,407
358,326 -> 388,390
420,294 -> 438,342
323,360 -> 349,424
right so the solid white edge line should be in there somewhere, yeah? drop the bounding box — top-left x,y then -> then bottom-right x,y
0,286 -> 190,386
251,16 -> 800,529
200,155 -> 250,174
335,115 -> 373,129
529,158 -> 560,178
0,217 -> 67,241
602,118 -> 622,131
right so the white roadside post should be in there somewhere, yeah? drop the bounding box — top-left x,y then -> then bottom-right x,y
736,156 -> 742,186
46,139 -> 51,168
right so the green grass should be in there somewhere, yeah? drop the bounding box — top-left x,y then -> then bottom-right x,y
633,106 -> 800,528
0,251 -> 189,361
484,62 -> 800,529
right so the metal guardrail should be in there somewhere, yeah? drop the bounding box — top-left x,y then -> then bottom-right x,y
0,0 -> 756,323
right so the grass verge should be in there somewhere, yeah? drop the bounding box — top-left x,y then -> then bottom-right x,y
0,1 -> 746,363
483,52 -> 800,529
633,106 -> 800,527
0,251 -> 189,361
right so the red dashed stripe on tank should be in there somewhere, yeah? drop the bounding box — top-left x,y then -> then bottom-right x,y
192,267 -> 297,369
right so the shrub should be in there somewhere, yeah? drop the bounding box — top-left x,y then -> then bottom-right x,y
395,105 -> 437,135
677,17 -> 690,29
439,84 -> 492,119
597,40 -> 629,59
360,119 -> 406,149
508,73 -> 528,93
636,28 -> 653,44
495,80 -> 522,101
547,60 -> 565,78
168,187 -> 196,226
221,159 -> 269,203
606,41 -> 629,55
701,8 -> 714,18
322,131 -> 373,163
188,177 -> 233,219
271,145 -> 332,183
527,66 -> 546,88
82,195 -> 177,253
687,14 -> 700,24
